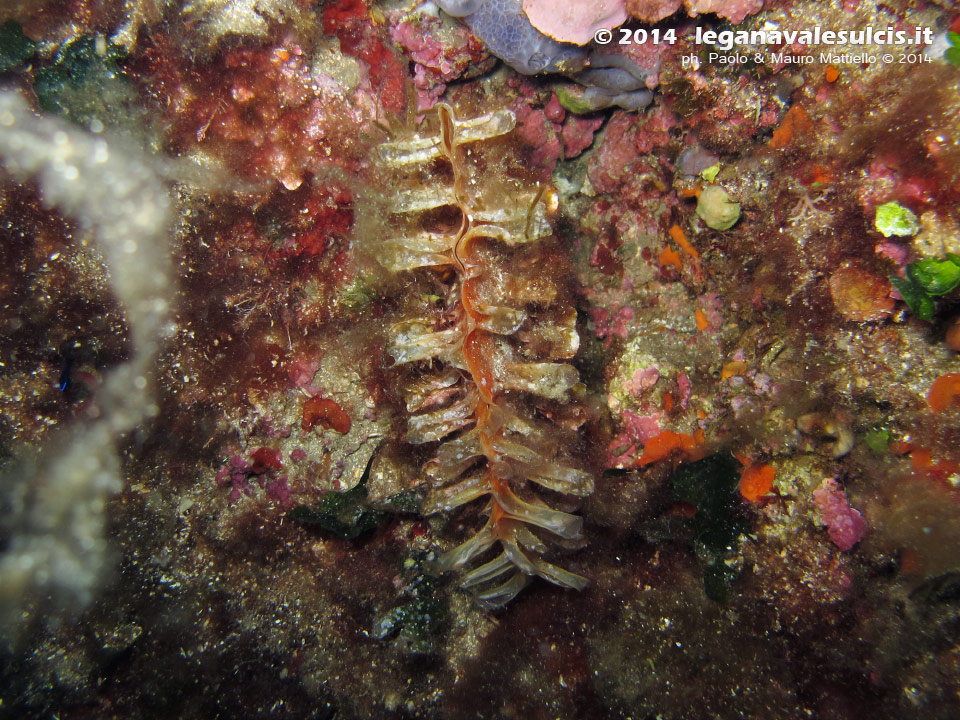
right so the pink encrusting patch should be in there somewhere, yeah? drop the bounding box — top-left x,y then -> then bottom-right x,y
522,0 -> 627,46
813,478 -> 866,551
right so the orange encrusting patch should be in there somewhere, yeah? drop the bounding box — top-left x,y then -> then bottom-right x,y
801,164 -> 834,186
883,439 -> 958,483
637,430 -> 704,466
721,360 -> 748,380
811,167 -> 833,185
739,463 -> 776,502
770,105 -> 812,149
928,373 -> 960,413
302,396 -> 352,433
659,246 -> 683,271
825,64 -> 839,82
695,309 -> 709,331
669,224 -> 700,260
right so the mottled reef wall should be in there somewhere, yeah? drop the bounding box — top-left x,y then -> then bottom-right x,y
1,1 -> 960,719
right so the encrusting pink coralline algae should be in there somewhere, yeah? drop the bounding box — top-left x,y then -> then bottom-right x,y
813,478 -> 867,551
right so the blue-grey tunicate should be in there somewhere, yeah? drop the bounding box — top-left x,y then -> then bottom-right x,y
443,0 -> 588,75
435,0 -> 655,108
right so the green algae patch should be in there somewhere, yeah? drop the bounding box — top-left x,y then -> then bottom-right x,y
0,21 -> 35,72
671,452 -> 748,550
865,429 -> 890,454
699,163 -> 720,183
338,275 -> 377,312
891,254 -> 960,322
33,35 -> 135,128
375,489 -> 422,514
946,31 -> 960,68
373,553 -> 447,655
875,201 -> 919,238
906,255 -> 960,296
891,275 -> 936,321
670,453 -> 749,602
288,478 -> 387,539
373,597 -> 445,654
554,84 -> 598,115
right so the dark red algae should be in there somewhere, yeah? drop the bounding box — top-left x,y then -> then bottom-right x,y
302,396 -> 352,434
2,1 -> 960,719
